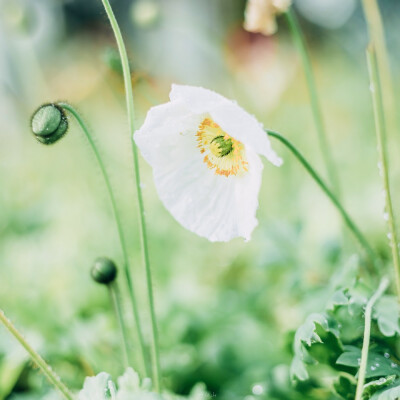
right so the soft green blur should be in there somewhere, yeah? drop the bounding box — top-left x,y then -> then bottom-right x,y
1,0 -> 400,399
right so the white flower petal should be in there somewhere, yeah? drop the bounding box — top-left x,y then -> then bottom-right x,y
169,84 -> 226,114
134,84 -> 282,242
134,100 -> 203,166
78,372 -> 116,400
152,147 -> 263,242
169,84 -> 282,166
210,103 -> 282,166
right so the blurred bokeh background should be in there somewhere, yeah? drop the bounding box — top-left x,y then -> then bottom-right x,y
1,0 -> 400,399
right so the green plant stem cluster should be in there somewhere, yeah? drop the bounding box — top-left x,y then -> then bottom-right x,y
2,2 -> 400,400
285,9 -> 340,196
59,102 -> 145,372
100,0 -> 161,391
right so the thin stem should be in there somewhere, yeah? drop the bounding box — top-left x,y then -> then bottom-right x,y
0,309 -> 75,400
57,102 -> 148,375
267,130 -> 377,270
99,0 -> 161,390
285,9 -> 340,196
366,46 -> 400,300
361,0 -> 396,134
355,277 -> 389,400
108,282 -> 130,369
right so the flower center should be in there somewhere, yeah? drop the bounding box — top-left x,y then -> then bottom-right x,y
209,135 -> 233,157
196,117 -> 248,177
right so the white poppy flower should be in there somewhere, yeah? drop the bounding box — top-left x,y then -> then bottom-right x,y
134,85 -> 282,242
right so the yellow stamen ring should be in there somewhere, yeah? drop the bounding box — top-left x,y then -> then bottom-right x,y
196,117 -> 248,177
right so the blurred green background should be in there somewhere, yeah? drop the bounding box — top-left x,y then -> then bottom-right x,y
1,0 -> 400,399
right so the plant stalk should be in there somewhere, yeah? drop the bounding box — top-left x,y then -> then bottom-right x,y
58,102 -> 147,375
108,281 -> 130,369
285,9 -> 340,196
366,45 -> 400,300
0,309 -> 75,400
267,130 -> 377,271
361,0 -> 396,134
355,277 -> 389,400
99,0 -> 161,390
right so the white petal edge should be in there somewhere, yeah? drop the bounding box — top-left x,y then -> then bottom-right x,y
152,146 -> 264,242
169,84 -> 283,166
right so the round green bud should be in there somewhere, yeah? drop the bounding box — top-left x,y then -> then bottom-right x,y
31,104 -> 68,145
91,257 -> 118,285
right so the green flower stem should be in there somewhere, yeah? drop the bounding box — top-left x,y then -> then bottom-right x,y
57,102 -> 147,375
285,9 -> 340,195
267,130 -> 377,270
99,0 -> 161,391
366,46 -> 400,300
0,309 -> 75,400
361,0 -> 396,134
355,277 -> 389,400
108,281 -> 130,369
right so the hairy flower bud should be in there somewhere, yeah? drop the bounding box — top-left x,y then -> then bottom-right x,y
91,257 -> 118,285
31,103 -> 68,145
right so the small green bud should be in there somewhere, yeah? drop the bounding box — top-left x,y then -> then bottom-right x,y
31,104 -> 68,145
91,257 -> 118,285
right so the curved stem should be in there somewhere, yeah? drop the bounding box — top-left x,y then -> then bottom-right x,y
366,46 -> 400,300
58,102 -> 148,376
355,277 -> 389,400
99,0 -> 161,390
108,282 -> 130,369
267,130 -> 377,270
0,309 -> 75,400
285,9 -> 340,196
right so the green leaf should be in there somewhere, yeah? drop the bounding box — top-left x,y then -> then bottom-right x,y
307,322 -> 343,365
336,348 -> 400,378
363,376 -> 396,398
326,289 -> 349,311
373,296 -> 400,337
333,374 -> 357,400
370,381 -> 400,399
336,345 -> 361,368
290,313 -> 342,381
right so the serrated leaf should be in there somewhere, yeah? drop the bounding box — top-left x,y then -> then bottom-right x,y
370,381 -> 400,400
290,312 -> 342,381
307,322 -> 343,365
363,375 -> 396,398
373,296 -> 400,337
290,356 -> 310,381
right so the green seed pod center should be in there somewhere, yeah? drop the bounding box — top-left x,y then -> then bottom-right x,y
210,135 -> 233,157
31,104 -> 69,145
